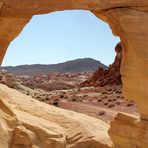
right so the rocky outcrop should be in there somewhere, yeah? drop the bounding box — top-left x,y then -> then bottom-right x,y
0,69 -> 35,96
0,1 -> 148,147
80,42 -> 122,87
17,72 -> 90,91
0,0 -> 148,118
109,112 -> 148,148
0,84 -> 112,148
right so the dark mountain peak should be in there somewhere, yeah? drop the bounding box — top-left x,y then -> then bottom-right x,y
3,58 -> 107,76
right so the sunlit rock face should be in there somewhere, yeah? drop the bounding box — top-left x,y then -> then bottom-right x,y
0,0 -> 148,147
80,42 -> 122,87
0,1 -> 148,118
109,113 -> 148,148
98,8 -> 148,119
0,84 -> 112,148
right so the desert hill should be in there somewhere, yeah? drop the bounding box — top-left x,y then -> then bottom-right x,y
3,58 -> 107,76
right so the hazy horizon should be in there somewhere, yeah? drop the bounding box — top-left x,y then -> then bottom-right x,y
3,57 -> 108,67
2,10 -> 120,67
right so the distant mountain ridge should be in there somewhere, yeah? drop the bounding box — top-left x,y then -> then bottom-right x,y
3,58 -> 107,76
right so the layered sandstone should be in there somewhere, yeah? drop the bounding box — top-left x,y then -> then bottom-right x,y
96,8 -> 148,119
109,113 -> 148,148
0,0 -> 148,147
0,84 -> 112,148
0,0 -> 148,118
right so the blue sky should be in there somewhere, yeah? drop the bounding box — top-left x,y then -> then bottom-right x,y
2,10 -> 120,66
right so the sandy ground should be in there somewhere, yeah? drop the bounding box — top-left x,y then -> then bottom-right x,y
32,85 -> 138,123
0,70 -> 139,123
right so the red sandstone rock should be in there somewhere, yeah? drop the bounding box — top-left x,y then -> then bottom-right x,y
80,43 -> 122,87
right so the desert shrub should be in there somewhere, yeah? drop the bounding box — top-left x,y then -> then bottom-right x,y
116,102 -> 121,105
98,111 -> 105,116
107,99 -> 112,102
60,95 -> 64,98
113,98 -> 117,101
115,90 -> 122,94
108,104 -> 115,108
127,103 -> 133,107
102,91 -> 107,95
77,88 -> 81,91
53,101 -> 59,107
120,96 -> 124,99
104,102 -> 108,106
97,99 -> 102,102
45,97 -> 50,101
72,98 -> 76,102
107,88 -> 112,92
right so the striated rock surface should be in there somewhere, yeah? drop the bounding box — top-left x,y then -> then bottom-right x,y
80,42 -> 122,87
0,0 -> 148,147
0,84 -> 112,148
98,8 -> 148,119
109,112 -> 148,148
0,69 -> 36,96
0,0 -> 148,118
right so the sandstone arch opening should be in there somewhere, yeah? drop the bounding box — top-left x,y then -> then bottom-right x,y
0,1 -> 147,119
0,1 -> 148,147
1,9 -> 138,123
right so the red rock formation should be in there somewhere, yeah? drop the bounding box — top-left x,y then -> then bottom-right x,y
81,42 -> 122,87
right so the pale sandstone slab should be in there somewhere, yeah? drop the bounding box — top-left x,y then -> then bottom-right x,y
0,0 -> 148,147
109,112 -> 148,148
0,84 -> 112,148
0,1 -> 148,119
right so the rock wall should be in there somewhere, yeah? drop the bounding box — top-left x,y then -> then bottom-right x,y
109,113 -> 148,148
0,0 -> 148,147
98,8 -> 148,119
0,84 -> 112,148
80,42 -> 122,87
0,0 -> 148,119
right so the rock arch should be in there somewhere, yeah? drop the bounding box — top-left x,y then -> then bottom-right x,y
0,1 -> 148,147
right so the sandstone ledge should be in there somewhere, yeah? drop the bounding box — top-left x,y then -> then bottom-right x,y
0,1 -> 148,118
0,84 -> 112,148
109,112 -> 148,148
